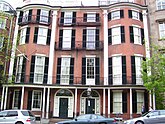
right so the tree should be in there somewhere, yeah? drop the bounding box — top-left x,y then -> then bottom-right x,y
0,11 -> 15,85
141,45 -> 165,109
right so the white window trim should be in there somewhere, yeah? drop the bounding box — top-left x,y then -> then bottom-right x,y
32,90 -> 42,111
12,90 -> 20,109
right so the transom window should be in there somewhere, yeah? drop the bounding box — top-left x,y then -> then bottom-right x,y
37,27 -> 48,45
0,17 -> 6,29
86,58 -> 95,79
111,11 -> 120,20
112,27 -> 121,45
34,56 -> 45,83
156,0 -> 165,10
113,92 -> 122,113
32,90 -> 42,110
159,22 -> 165,39
60,57 -> 70,85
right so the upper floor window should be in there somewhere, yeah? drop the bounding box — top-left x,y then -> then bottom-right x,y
108,10 -> 124,20
36,9 -> 51,24
19,27 -> 30,44
60,12 -> 76,25
130,26 -> 144,45
0,17 -> 6,29
84,13 -> 100,22
128,10 -> 143,21
0,36 -> 4,49
108,26 -> 125,45
33,27 -> 51,45
156,0 -> 165,10
159,22 -> 165,39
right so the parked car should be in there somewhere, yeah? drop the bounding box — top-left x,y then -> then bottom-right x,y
124,110 -> 165,124
56,114 -> 117,124
0,109 -> 36,124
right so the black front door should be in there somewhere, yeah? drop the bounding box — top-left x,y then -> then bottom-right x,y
86,98 -> 95,114
59,98 -> 68,118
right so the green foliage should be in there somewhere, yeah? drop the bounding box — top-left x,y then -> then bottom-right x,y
141,45 -> 165,109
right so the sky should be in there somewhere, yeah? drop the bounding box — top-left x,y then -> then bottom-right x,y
5,0 -> 97,9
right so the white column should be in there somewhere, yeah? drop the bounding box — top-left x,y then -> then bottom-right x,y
74,88 -> 77,117
47,11 -> 58,84
8,12 -> 20,79
108,89 -> 110,117
20,86 -> 24,109
1,86 -> 5,110
103,88 -> 106,115
42,87 -> 46,118
46,88 -> 50,119
149,91 -> 152,107
103,10 -> 108,85
130,88 -> 133,119
4,86 -> 8,109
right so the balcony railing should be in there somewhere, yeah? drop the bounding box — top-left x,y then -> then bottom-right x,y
5,75 -> 144,87
18,15 -> 51,26
58,17 -> 101,26
55,41 -> 103,51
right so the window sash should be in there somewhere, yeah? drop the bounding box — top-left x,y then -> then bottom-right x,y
0,36 -> 4,49
64,12 -> 73,24
135,56 -> 143,85
40,10 -> 49,23
112,27 -> 121,45
87,29 -> 95,49
133,27 -> 141,44
13,91 -> 20,109
86,58 -> 95,79
37,27 -> 48,45
132,11 -> 139,20
32,91 -> 42,110
157,0 -> 165,10
113,92 -> 122,113
22,10 -> 29,22
87,13 -> 96,22
159,23 -> 165,39
63,29 -> 72,49
137,92 -> 144,113
111,11 -> 120,20
20,28 -> 27,45
16,56 -> 24,82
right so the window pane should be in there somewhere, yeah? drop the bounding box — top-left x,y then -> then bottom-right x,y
40,10 -> 49,23
112,27 -> 121,44
159,22 -> 165,39
111,11 -> 120,20
32,91 -> 42,109
64,12 -> 73,24
87,13 -> 96,22
87,58 -> 95,79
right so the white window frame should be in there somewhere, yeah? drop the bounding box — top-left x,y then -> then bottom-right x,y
86,29 -> 95,49
12,90 -> 20,109
87,13 -> 96,22
37,27 -> 48,45
64,12 -> 73,25
0,17 -> 6,29
135,56 -> 143,85
112,26 -> 121,45
20,27 -> 27,45
111,10 -> 120,20
40,9 -> 49,23
137,91 -> 144,114
16,56 -> 24,83
62,29 -> 72,49
156,0 -> 165,10
34,56 -> 45,84
32,90 -> 42,110
60,57 -> 70,85
112,56 -> 122,85
133,26 -> 141,45
113,91 -> 122,113
159,22 -> 165,39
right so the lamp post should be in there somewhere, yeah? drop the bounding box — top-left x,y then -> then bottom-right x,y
87,87 -> 92,114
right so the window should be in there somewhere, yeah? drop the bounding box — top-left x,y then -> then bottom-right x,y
20,28 -> 27,44
13,91 -> 20,109
0,36 -> 4,49
87,13 -> 96,22
133,27 -> 141,44
113,92 -> 122,113
86,58 -> 95,79
156,0 -> 165,10
37,27 -> 48,45
111,11 -> 120,20
87,29 -> 95,49
0,17 -> 6,29
22,10 -> 29,22
137,92 -> 144,113
112,56 -> 122,85
60,57 -> 70,85
32,91 -> 42,110
63,29 -> 72,49
135,56 -> 143,85
112,27 -> 121,44
64,12 -> 73,25
34,56 -> 45,83
16,56 -> 24,82
132,11 -> 139,20
159,22 -> 165,39
40,10 -> 49,23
